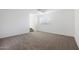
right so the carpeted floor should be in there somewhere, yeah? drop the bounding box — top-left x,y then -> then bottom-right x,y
0,32 -> 78,50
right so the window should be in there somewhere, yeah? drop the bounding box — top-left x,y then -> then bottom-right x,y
39,15 -> 49,25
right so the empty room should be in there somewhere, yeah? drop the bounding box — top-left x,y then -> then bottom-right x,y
0,9 -> 79,50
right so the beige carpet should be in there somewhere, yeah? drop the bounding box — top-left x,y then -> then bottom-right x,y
0,32 -> 78,50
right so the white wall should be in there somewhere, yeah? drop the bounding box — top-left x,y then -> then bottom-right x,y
75,9 -> 79,48
37,9 -> 75,36
0,9 -> 29,38
29,13 -> 38,31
